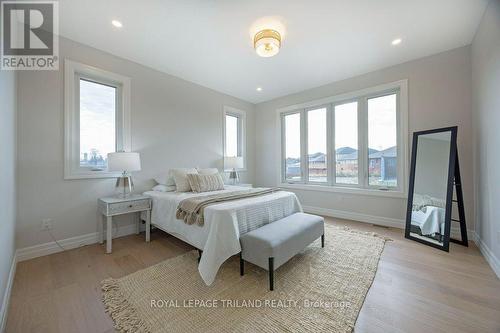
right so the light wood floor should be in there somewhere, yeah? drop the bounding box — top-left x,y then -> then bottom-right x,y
6,217 -> 500,333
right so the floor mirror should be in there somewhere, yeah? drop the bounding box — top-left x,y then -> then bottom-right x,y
405,126 -> 468,252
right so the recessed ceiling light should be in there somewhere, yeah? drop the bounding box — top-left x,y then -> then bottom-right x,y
111,20 -> 123,28
391,38 -> 402,46
256,87 -> 263,91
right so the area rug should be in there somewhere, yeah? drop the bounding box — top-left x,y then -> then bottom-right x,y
102,225 -> 389,333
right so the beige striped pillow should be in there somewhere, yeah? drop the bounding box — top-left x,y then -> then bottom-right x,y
187,173 -> 225,193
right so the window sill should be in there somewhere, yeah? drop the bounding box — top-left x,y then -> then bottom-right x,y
278,183 -> 407,198
64,171 -> 121,180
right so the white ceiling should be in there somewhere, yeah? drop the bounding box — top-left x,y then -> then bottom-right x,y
58,0 -> 488,103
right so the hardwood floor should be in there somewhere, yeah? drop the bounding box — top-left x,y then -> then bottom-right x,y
5,217 -> 500,333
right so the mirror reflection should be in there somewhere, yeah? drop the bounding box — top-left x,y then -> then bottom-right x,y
409,131 -> 452,246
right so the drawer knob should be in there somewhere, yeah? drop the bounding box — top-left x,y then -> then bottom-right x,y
129,204 -> 133,208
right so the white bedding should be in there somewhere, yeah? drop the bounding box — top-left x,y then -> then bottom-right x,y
142,186 -> 302,285
411,205 -> 445,236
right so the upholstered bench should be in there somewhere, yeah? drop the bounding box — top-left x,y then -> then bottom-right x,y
239,212 -> 325,290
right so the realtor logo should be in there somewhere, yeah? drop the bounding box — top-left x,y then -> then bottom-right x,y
1,0 -> 59,70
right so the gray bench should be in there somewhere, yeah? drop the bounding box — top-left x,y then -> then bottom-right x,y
239,212 -> 325,290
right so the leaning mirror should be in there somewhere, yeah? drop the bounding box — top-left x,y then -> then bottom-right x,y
405,126 -> 466,252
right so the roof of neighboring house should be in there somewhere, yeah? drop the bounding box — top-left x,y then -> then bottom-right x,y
368,146 -> 397,158
309,152 -> 326,163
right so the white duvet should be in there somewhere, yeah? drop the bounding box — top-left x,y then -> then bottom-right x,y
143,186 -> 302,285
411,206 -> 445,236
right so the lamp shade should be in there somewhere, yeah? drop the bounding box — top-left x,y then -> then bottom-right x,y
107,152 -> 141,172
224,156 -> 243,169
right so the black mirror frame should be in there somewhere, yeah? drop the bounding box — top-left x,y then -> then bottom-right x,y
404,126 -> 458,252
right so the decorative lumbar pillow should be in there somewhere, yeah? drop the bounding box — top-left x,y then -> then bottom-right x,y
197,168 -> 219,175
187,173 -> 225,193
170,168 -> 198,192
152,184 -> 176,192
154,172 -> 176,186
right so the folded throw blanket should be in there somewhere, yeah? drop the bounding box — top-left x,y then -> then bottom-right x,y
176,188 -> 279,226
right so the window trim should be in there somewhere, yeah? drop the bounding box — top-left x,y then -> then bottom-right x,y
64,59 -> 131,180
222,106 -> 246,171
276,80 -> 408,198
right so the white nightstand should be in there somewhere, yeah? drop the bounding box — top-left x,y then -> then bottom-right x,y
98,195 -> 152,253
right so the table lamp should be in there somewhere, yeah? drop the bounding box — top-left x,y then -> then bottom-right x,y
224,156 -> 243,185
107,152 -> 141,198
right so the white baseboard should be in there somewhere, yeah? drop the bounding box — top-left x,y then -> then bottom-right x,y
303,205 -> 477,241
475,235 -> 500,279
302,205 -> 405,229
16,223 -> 140,262
0,253 -> 17,332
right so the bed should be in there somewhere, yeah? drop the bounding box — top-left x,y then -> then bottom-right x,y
410,194 -> 446,237
142,185 -> 302,285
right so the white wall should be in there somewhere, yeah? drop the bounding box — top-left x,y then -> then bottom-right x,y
16,37 -> 255,249
255,46 -> 473,228
471,0 -> 500,273
0,70 -> 17,323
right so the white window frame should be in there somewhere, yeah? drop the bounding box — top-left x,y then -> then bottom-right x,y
277,80 -> 408,198
64,59 -> 131,179
222,106 -> 246,171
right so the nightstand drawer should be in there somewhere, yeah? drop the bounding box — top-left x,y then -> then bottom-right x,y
107,199 -> 151,215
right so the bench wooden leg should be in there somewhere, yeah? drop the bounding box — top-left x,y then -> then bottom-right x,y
321,234 -> 325,248
240,252 -> 244,276
269,257 -> 274,291
197,249 -> 203,263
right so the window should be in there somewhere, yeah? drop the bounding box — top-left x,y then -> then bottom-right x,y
223,106 -> 246,169
335,102 -> 358,185
368,94 -> 398,187
79,79 -> 117,170
279,81 -> 407,194
64,60 -> 131,179
283,112 -> 301,181
307,108 -> 327,183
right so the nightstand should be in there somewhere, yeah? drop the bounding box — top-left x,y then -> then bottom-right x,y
98,195 -> 152,253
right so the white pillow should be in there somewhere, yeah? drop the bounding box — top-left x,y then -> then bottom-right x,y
154,172 -> 175,186
197,168 -> 219,175
170,168 -> 198,192
152,184 -> 176,192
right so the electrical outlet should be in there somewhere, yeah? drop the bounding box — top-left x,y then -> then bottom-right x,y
41,218 -> 53,231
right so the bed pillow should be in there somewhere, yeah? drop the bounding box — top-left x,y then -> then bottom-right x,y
170,168 -> 198,192
187,173 -> 225,193
197,168 -> 219,175
152,184 -> 176,192
153,172 -> 176,186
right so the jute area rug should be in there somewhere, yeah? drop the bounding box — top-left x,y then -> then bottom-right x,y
102,224 -> 389,333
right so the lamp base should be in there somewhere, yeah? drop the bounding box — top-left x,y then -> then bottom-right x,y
115,175 -> 134,198
229,169 -> 240,185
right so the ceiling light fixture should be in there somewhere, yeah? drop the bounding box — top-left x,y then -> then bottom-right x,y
254,29 -> 281,57
111,20 -> 123,28
256,87 -> 262,91
391,38 -> 402,45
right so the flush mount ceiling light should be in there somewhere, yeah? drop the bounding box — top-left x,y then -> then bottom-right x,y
256,87 -> 263,91
254,29 -> 281,57
391,38 -> 402,45
111,20 -> 123,28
